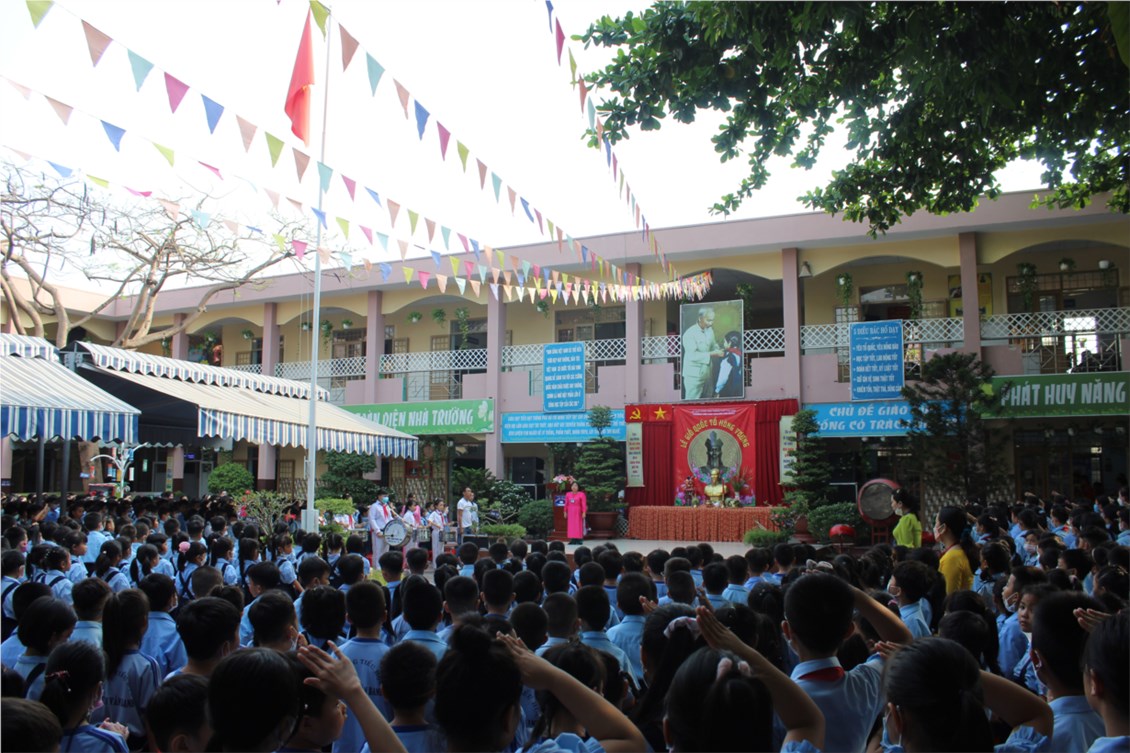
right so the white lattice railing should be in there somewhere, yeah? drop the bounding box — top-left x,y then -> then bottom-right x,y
502,343 -> 544,368
229,363 -> 262,374
274,356 -> 367,381
379,348 -> 488,374
744,327 -> 786,353
800,323 -> 848,352
980,307 -> 1130,341
585,338 -> 627,362
641,335 -> 679,360
800,317 -> 965,354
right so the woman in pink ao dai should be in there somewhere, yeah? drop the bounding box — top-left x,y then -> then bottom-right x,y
565,481 -> 587,544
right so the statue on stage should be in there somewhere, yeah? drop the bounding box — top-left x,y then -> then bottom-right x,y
703,467 -> 727,507
701,431 -> 725,474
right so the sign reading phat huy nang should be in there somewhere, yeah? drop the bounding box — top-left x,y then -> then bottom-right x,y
990,373 -> 1129,418
344,399 -> 495,434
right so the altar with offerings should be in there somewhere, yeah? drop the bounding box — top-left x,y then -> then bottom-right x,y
628,506 -> 776,542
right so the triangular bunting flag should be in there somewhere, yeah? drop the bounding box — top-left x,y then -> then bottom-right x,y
125,187 -> 150,198
555,19 -> 565,63
377,232 -> 389,250
534,209 -> 544,234
339,251 -> 352,269
82,21 -> 112,66
492,283 -> 500,300
223,219 -> 239,233
393,80 -> 410,118
237,117 -> 258,152
507,186 -> 517,214
309,0 -> 330,35
441,226 -> 452,249
6,80 -> 31,99
318,246 -> 331,264
520,198 -> 534,222
379,262 -> 391,281
341,175 -> 357,200
190,209 -> 211,228
316,161 -> 333,193
293,149 -> 311,180
26,0 -> 52,27
457,234 -> 470,254
479,264 -> 489,283
568,48 -> 577,83
201,96 -> 224,133
546,0 -> 554,30
366,187 -> 382,206
387,199 -> 400,226
414,101 -> 429,140
311,208 -> 327,228
101,121 -> 126,151
456,142 -> 469,171
398,239 -> 409,260
45,96 -> 72,124
425,218 -> 436,242
455,276 -> 466,294
86,175 -> 109,188
431,249 -> 442,268
339,24 -> 359,70
403,266 -> 413,284
164,73 -> 189,113
158,199 -> 179,220
436,274 -> 448,293
492,267 -> 501,283
470,279 -> 480,296
264,189 -> 280,209
199,162 -> 222,179
491,173 -> 502,202
476,160 -> 488,189
436,123 -> 451,159
336,217 -> 349,238
47,161 -> 72,177
288,197 -> 304,213
451,256 -> 461,277
153,143 -> 175,165
292,240 -> 308,259
360,225 -> 373,244
366,54 -> 385,94
418,270 -> 430,288
127,50 -> 153,90
408,209 -> 420,234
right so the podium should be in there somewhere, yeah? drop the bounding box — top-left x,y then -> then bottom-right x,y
547,485 -> 569,541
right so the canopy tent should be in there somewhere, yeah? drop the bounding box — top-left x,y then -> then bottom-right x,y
78,358 -> 417,459
0,345 -> 140,444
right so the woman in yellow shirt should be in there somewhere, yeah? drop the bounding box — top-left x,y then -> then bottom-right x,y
934,505 -> 975,594
890,488 -> 922,548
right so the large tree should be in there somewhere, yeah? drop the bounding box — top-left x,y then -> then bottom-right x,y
582,3 -> 1129,234
1,163 -> 305,348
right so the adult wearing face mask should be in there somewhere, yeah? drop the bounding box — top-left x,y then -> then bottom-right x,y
933,505 -> 976,595
367,493 -> 395,563
890,488 -> 922,548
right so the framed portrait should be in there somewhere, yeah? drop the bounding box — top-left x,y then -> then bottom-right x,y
678,300 -> 744,401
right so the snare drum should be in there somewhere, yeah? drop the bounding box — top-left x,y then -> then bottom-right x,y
382,520 -> 409,547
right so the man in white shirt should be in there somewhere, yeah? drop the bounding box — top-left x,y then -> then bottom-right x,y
367,493 -> 395,562
681,307 -> 722,400
456,487 -> 478,546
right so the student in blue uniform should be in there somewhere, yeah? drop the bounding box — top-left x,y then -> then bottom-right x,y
127,544 -> 159,588
209,537 -> 239,587
537,593 -> 579,658
137,574 -> 186,678
701,562 -> 729,610
273,533 -> 299,592
743,547 -> 770,591
574,586 -> 632,680
400,579 -> 447,661
335,582 -> 393,753
146,534 -> 175,579
92,589 -> 159,748
15,597 -> 76,701
93,541 -> 130,594
0,550 -> 25,636
239,561 -> 281,647
39,641 -> 129,753
237,537 -> 260,591
0,696 -> 63,752
998,566 -> 1048,679
889,560 -> 933,639
68,578 -> 111,649
247,590 -> 300,651
175,542 -> 206,602
295,555 -> 332,627
175,597 -> 241,679
81,513 -> 111,569
38,547 -> 74,605
606,573 -> 651,688
364,641 -> 444,753
721,555 -> 750,605
300,586 -> 347,650
1081,611 -> 1128,753
144,675 -> 210,753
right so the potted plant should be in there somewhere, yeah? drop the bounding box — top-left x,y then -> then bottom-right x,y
1016,262 -> 1039,310
241,328 -> 255,340
320,320 -> 333,345
905,270 -> 924,320
1058,257 -> 1076,273
301,321 -> 312,332
431,308 -> 447,327
160,337 -> 170,357
340,319 -> 353,330
835,272 -> 854,308
407,311 -> 423,324
535,299 -> 551,318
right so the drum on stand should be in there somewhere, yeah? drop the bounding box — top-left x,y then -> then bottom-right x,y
382,520 -> 409,547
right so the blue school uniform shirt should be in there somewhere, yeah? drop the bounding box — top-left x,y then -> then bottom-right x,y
153,557 -> 175,578
1054,525 -> 1079,549
535,635 -> 570,657
791,654 -> 885,753
239,595 -> 260,646
293,592 -> 306,626
690,568 -> 704,587
2,575 -> 21,619
98,566 -> 129,594
404,629 -> 448,661
139,612 -> 186,678
60,724 -> 129,753
653,578 -> 668,599
1118,530 -> 1130,547
176,563 -> 198,600
334,637 -> 393,753
606,614 -> 645,686
1087,737 -> 1130,753
363,724 -> 446,753
705,592 -> 728,610
899,601 -> 931,639
744,574 -> 764,591
602,585 -> 624,620
1049,695 -> 1105,753
722,583 -> 749,605
276,553 -> 297,585
82,530 -> 109,564
519,732 -> 606,753
41,569 -> 74,604
91,650 -> 160,740
579,630 -> 632,679
214,558 -> 239,586
66,559 -> 89,585
70,621 -> 103,648
998,613 -> 1028,678
14,654 -> 47,699
1010,650 -> 1045,696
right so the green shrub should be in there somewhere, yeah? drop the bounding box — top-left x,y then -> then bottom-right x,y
743,528 -> 789,547
805,502 -> 870,542
319,451 -> 382,503
517,500 -> 555,539
208,463 -> 254,495
482,480 -> 533,524
480,523 -> 527,540
315,497 -> 356,515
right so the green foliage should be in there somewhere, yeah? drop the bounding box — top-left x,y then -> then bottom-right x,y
207,463 -> 254,495
573,436 -> 624,510
582,3 -> 1129,235
517,499 -> 555,539
319,451 -> 382,503
314,497 -> 356,515
587,405 -> 613,438
239,491 -> 292,544
451,465 -> 497,500
480,523 -> 527,540
547,443 -> 580,477
483,480 -> 533,524
805,502 -> 870,543
900,352 -> 1011,502
783,410 -> 834,510
743,528 -> 788,547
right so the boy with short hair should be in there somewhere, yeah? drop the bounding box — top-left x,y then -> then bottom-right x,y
144,674 -> 210,753
538,592 -> 578,657
175,596 -> 241,678
481,568 -> 514,620
137,573 -> 187,677
437,575 -> 479,643
889,560 -> 933,639
662,570 -> 697,607
607,572 -> 651,686
69,577 -> 111,648
299,586 -> 347,650
645,549 -> 670,599
722,555 -> 750,605
701,562 -> 729,609
575,585 -> 632,679
457,542 -> 478,578
295,555 -> 331,626
743,548 -> 770,590
239,561 -> 281,646
334,581 -> 392,753
401,578 -> 446,660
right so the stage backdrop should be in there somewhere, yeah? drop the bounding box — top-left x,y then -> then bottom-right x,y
624,399 -> 797,508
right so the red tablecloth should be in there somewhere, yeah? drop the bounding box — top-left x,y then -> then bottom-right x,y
627,506 -> 775,542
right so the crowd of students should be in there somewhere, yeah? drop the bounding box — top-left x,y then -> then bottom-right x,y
0,487 -> 1127,753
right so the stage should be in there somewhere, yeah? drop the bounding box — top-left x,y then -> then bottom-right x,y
627,505 -> 775,543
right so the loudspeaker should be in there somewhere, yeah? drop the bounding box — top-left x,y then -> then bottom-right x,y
512,457 -> 544,485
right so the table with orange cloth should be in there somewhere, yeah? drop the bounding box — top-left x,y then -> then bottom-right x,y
627,506 -> 776,542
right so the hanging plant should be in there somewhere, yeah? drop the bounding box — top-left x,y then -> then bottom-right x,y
320,320 -> 334,345
1016,262 -> 1039,310
431,308 -> 447,326
535,299 -> 551,318
835,273 -> 854,308
160,337 -> 170,356
1058,257 -> 1076,273
301,321 -> 312,332
454,308 -> 471,349
203,331 -> 217,347
241,329 -> 255,341
407,311 -> 423,324
340,319 -> 353,330
905,271 -> 924,320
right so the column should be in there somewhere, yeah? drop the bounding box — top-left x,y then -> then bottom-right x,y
781,248 -> 803,399
364,290 -> 384,403
484,291 -> 506,478
171,313 -> 189,361
169,446 -> 185,493
0,437 -> 11,488
258,303 -> 280,490
958,233 -> 982,355
624,263 -> 643,404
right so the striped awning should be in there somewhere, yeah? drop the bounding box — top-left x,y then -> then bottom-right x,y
1,356 -> 140,442
85,366 -> 417,459
0,333 -> 58,359
75,342 -> 328,400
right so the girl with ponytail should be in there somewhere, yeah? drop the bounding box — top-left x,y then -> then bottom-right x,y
209,537 -> 239,586
629,604 -> 704,752
93,541 -> 130,593
176,542 -> 207,601
127,544 -> 159,587
39,641 -> 128,752
94,589 -> 158,748
934,506 -> 976,594
880,637 -> 1052,752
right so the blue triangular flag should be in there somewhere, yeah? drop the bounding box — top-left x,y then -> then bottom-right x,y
201,95 -> 224,133
101,120 -> 126,151
311,208 -> 327,228
440,226 -> 451,249
366,187 -> 381,206
366,53 -> 385,94
48,162 -> 72,178
127,51 -> 153,91
190,209 -> 211,228
545,0 -> 554,30
581,245 -> 589,263
431,249 -> 442,267
376,232 -> 389,250
471,239 -> 480,259
339,251 -> 352,269
379,263 -> 392,281
317,162 -> 333,193
520,198 -> 534,222
604,136 -> 611,166
414,101 -> 430,140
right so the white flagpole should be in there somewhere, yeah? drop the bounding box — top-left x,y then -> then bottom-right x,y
303,12 -> 334,533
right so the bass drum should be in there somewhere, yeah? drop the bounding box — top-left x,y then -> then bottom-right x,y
857,478 -> 900,525
382,520 -> 409,547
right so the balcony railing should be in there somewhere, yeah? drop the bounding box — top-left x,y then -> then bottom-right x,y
981,307 -> 1128,374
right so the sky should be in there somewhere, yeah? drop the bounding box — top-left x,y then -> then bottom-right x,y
0,0 -> 1048,291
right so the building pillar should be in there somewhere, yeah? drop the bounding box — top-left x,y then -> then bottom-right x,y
624,263 -> 643,404
782,247 -> 803,400
365,290 -> 384,403
958,233 -> 982,355
169,446 -> 185,493
171,313 -> 189,361
0,437 -> 11,489
484,291 -> 506,479
261,303 -> 279,377
257,445 -> 277,490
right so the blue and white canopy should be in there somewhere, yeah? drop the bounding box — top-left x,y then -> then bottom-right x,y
0,333 -> 58,359
1,347 -> 140,443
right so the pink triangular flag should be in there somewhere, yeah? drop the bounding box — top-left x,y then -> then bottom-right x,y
293,149 -> 311,181
398,239 -> 409,260
198,161 -> 222,179
470,279 -> 481,296
393,80 -> 410,118
82,21 -> 112,66
387,199 -> 401,226
425,218 -> 436,242
164,73 -> 189,113
491,267 -> 501,284
464,261 -> 475,278
237,116 -> 257,151
45,96 -> 72,124
318,246 -> 332,264
292,240 -> 308,259
158,199 -> 180,221
6,80 -> 31,99
534,209 -> 544,234
264,188 -> 280,208
223,219 -> 239,233
288,197 -> 304,213
363,258 -> 373,273
436,274 -> 448,293
436,122 -> 451,159
555,19 -> 565,63
476,159 -> 487,189
579,78 -> 588,112
338,24 -> 359,70
418,270 -> 430,288
507,186 -> 517,214
341,175 -> 357,200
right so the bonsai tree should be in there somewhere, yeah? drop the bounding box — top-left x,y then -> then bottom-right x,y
319,451 -> 382,503
207,462 -> 254,495
573,406 -> 624,511
782,409 -> 834,512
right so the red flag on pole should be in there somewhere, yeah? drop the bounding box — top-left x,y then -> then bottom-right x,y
285,11 -> 315,145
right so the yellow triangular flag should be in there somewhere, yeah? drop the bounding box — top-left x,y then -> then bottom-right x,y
309,1 -> 330,35
153,143 -> 175,166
